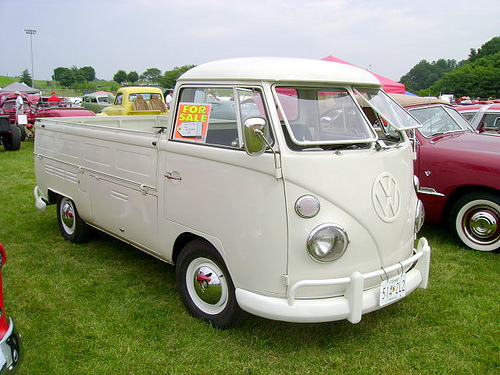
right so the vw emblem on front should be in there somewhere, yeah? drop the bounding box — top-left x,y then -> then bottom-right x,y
372,172 -> 401,222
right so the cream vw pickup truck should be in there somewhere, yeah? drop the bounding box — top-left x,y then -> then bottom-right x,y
34,57 -> 430,328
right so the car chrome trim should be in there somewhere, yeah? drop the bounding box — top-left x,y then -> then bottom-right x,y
0,318 -> 22,373
418,187 -> 445,197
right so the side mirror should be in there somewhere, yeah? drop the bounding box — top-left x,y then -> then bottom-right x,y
243,117 -> 267,156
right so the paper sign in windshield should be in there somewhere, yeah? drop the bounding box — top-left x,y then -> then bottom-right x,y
174,103 -> 211,142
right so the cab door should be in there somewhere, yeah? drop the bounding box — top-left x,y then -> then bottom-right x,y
158,86 -> 288,295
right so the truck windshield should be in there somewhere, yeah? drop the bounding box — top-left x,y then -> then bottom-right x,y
354,89 -> 421,131
274,87 -> 376,148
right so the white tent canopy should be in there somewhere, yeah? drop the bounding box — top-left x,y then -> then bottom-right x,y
0,82 -> 40,94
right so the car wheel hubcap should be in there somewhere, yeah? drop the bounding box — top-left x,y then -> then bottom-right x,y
462,205 -> 499,246
469,211 -> 497,239
61,200 -> 76,235
186,258 -> 228,315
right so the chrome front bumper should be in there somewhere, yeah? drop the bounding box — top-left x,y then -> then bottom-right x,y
0,318 -> 22,373
236,237 -> 431,324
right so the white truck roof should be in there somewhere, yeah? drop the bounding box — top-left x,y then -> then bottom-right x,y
178,57 -> 381,87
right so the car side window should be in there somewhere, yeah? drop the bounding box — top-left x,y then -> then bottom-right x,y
484,114 -> 500,130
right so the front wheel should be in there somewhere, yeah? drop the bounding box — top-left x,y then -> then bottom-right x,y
57,197 -> 91,244
450,192 -> 500,252
176,239 -> 245,329
2,125 -> 21,151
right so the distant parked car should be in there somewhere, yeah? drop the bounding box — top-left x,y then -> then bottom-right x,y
99,87 -> 168,116
81,92 -> 114,113
455,104 -> 484,121
0,242 -> 22,372
36,106 -> 96,119
0,93 -> 37,139
456,104 -> 500,136
66,97 -> 83,107
389,94 -> 500,252
24,98 -> 95,137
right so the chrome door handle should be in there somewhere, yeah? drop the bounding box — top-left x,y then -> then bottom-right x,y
164,172 -> 182,181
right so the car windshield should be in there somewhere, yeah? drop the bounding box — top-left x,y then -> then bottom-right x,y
410,105 -> 472,137
274,86 -> 376,148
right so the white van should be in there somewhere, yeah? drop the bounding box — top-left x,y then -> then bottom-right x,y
34,57 -> 430,328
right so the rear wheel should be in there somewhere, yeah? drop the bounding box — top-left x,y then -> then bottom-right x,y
176,239 -> 245,329
450,192 -> 500,252
17,125 -> 27,141
57,197 -> 91,243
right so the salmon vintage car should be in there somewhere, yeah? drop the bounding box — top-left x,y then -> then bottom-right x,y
99,87 -> 168,116
33,57 -> 430,328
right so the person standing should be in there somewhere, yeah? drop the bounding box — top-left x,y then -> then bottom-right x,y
14,91 -> 24,125
165,89 -> 174,110
47,91 -> 62,106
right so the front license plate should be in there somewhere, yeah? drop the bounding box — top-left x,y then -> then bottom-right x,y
379,273 -> 406,306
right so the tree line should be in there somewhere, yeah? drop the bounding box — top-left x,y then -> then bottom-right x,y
17,64 -> 197,93
37,65 -> 197,91
18,36 -> 499,99
400,36 -> 500,98
111,65 -> 196,89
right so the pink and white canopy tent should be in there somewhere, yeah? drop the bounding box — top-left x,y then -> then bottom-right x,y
321,56 -> 406,94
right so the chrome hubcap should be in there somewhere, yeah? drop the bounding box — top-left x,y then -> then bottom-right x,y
186,257 -> 228,315
61,200 -> 76,234
469,211 -> 498,239
193,265 -> 223,305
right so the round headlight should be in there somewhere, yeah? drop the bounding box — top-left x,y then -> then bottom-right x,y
415,199 -> 425,233
295,195 -> 320,218
307,223 -> 349,262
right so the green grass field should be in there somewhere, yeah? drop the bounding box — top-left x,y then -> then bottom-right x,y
0,140 -> 498,374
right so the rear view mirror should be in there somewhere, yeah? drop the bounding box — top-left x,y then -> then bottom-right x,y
243,117 -> 267,155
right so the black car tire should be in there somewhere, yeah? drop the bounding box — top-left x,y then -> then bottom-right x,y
17,125 -> 27,141
176,239 -> 246,329
3,125 -> 21,151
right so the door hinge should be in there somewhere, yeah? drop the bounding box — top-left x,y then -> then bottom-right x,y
282,274 -> 289,286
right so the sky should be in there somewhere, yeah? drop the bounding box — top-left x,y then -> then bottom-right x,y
1,0 -> 499,83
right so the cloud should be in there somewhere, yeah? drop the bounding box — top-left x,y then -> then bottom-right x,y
1,0 -> 498,82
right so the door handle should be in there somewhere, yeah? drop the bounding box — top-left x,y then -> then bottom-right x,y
164,172 -> 182,181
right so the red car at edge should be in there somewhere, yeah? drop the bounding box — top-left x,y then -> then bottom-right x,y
0,243 -> 22,373
391,94 -> 500,252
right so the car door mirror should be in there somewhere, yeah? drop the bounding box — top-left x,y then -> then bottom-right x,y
243,117 -> 267,155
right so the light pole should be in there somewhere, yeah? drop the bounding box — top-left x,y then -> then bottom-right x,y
24,29 -> 37,88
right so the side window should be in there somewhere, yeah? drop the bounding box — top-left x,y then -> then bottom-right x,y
172,87 -> 271,148
236,88 -> 273,145
484,114 -> 500,130
172,87 -> 239,147
114,94 -> 123,105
